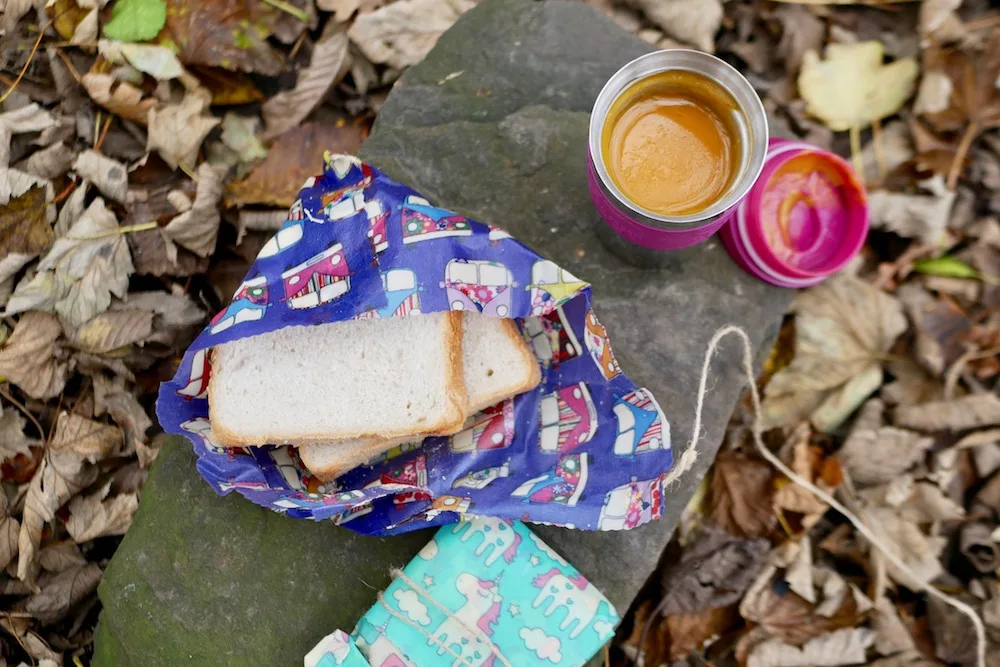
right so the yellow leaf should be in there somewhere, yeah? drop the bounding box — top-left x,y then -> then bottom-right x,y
798,41 -> 919,132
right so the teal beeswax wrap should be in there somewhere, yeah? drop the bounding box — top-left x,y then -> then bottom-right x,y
305,631 -> 370,667
349,516 -> 619,666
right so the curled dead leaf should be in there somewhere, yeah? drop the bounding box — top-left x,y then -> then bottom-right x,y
64,481 -> 138,543
0,312 -> 69,400
24,563 -> 102,625
82,73 -> 157,126
263,26 -> 351,140
839,399 -> 934,486
72,150 -> 128,204
746,628 -> 875,667
630,0 -> 721,53
227,121 -> 367,209
709,451 -> 776,539
162,163 -> 223,259
68,309 -> 154,354
37,542 -> 86,574
348,0 -> 475,70
763,275 -> 907,432
146,87 -> 220,171
23,142 -> 75,181
868,175 -> 956,245
0,184 -> 53,260
894,393 -> 1000,432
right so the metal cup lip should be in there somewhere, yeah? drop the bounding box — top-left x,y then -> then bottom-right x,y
589,49 -> 769,228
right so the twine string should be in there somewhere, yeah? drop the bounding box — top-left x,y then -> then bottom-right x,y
377,569 -> 514,667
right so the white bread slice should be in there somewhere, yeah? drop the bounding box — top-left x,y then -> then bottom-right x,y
300,312 -> 541,481
208,311 -> 466,446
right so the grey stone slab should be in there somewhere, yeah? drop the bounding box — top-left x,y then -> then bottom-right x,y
94,1 -> 791,665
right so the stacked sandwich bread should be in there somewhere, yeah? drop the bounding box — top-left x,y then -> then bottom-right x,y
209,311 -> 541,481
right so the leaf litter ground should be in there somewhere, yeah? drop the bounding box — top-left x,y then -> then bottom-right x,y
2,0 -> 1000,666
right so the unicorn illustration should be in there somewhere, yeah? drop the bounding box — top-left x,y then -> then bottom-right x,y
451,517 -> 522,567
428,573 -> 503,667
531,568 -> 601,639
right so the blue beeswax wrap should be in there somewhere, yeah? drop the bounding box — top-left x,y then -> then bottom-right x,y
351,517 -> 619,667
156,153 -> 675,534
305,630 -> 371,667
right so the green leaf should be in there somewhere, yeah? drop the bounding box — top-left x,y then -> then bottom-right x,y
103,0 -> 167,43
912,256 -> 981,280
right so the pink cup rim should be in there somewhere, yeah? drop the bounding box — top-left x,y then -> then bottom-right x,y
742,141 -> 869,279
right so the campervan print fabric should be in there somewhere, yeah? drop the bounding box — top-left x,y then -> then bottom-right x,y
156,154 -> 675,534
339,517 -> 619,667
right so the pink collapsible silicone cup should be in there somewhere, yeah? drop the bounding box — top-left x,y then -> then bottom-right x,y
720,139 -> 869,287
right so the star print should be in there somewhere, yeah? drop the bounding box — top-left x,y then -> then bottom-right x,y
423,575 -> 434,587
509,604 -> 520,617
529,555 -> 540,567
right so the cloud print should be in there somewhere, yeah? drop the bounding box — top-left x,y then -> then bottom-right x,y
527,532 -> 569,567
393,588 -> 431,626
519,627 -> 562,663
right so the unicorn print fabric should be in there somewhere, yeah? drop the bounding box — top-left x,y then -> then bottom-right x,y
303,517 -> 620,667
156,153 -> 676,535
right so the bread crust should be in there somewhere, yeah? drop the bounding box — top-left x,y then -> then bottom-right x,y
467,317 -> 542,414
209,311 -> 469,447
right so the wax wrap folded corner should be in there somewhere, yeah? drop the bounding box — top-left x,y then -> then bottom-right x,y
305,517 -> 620,667
156,153 -> 676,535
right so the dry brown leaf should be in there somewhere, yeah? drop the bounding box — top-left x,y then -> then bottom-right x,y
18,447 -> 101,582
869,176 -> 955,245
162,163 -> 223,259
319,0 -> 387,22
664,606 -> 737,661
959,522 -> 997,574
864,505 -> 946,589
839,399 -> 933,486
926,593 -> 985,664
873,596 -> 917,656
0,312 -> 69,400
146,87 -> 220,171
159,0 -> 287,76
348,0 -> 475,69
93,375 -> 155,466
24,563 -> 102,625
631,0 -> 721,53
117,289 -> 205,328
0,491 -> 20,573
49,412 -> 123,460
72,150 -> 128,204
772,427 -> 836,531
98,40 -> 186,81
81,73 -> 157,126
220,112 -> 268,165
227,121 -> 367,208
68,309 -> 154,354
0,185 -> 52,261
746,628 -> 875,667
15,198 -> 135,327
0,408 -> 33,462
709,452 -> 776,539
741,564 -> 861,645
55,181 -> 88,238
3,0 -> 35,34
263,25 -> 351,140
919,0 -> 965,44
774,4 -> 825,75
0,104 -> 56,135
894,393 -> 1000,432
64,481 -> 138,543
37,542 -> 86,574
23,142 -> 75,181
763,275 -> 907,432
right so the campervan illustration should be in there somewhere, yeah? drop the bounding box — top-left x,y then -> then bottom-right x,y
209,275 -> 269,334
423,494 -> 472,522
443,259 -> 514,317
321,162 -> 375,219
355,269 -> 421,319
596,475 -> 665,530
217,478 -> 269,493
613,388 -> 669,456
282,243 -> 351,310
453,461 -> 510,490
523,306 -> 582,368
333,500 -> 374,525
526,259 -> 587,315
511,453 -> 589,506
584,310 -> 622,381
538,382 -> 597,454
179,417 -> 224,454
256,200 -> 305,259
401,195 -> 473,244
371,440 -> 421,464
266,447 -> 307,491
449,400 -> 515,453
364,456 -> 430,506
487,225 -> 511,242
176,348 -> 210,399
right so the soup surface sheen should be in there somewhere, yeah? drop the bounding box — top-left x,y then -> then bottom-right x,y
602,70 -> 741,217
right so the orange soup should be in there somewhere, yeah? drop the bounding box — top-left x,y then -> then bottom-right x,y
601,70 -> 742,216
